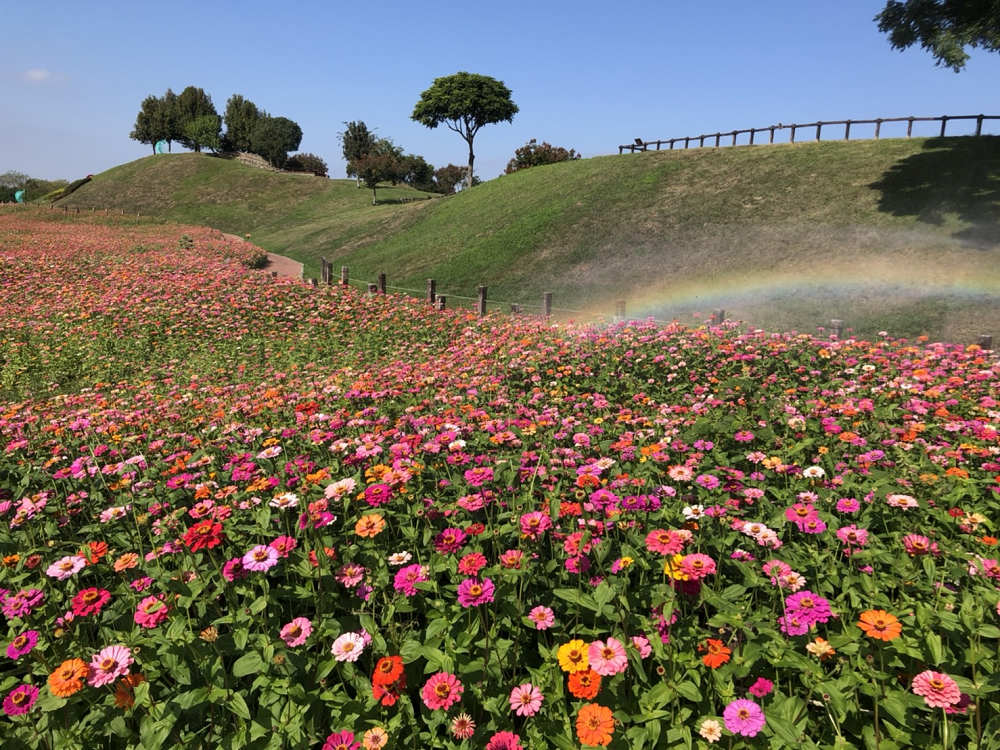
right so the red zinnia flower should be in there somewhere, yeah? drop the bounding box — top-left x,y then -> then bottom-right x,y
700,638 -> 731,668
183,520 -> 224,551
372,656 -> 404,686
71,587 -> 112,617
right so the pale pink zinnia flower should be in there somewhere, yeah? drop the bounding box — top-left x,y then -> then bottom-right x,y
588,637 -> 628,676
331,632 -> 367,662
911,670 -> 962,708
631,635 -> 652,659
280,617 -> 312,647
87,645 -> 133,687
679,553 -> 717,580
528,606 -> 555,630
242,545 -> 279,572
508,682 -> 543,717
46,555 -> 87,580
451,713 -> 476,739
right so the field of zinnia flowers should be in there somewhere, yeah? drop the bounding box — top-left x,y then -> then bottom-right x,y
1,210 -> 999,749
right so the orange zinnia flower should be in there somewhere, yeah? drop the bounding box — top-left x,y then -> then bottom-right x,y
700,638 -> 731,668
354,514 -> 386,538
114,673 -> 146,708
576,703 -> 615,747
568,669 -> 602,699
857,610 -> 902,641
48,658 -> 90,697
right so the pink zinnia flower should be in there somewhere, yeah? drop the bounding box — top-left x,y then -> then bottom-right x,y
421,672 -> 463,711
451,713 -> 476,739
835,498 -> 860,513
46,555 -> 86,580
280,617 -> 312,647
529,606 -> 555,630
222,557 -> 249,582
748,677 -> 774,697
836,525 -> 869,548
723,698 -> 766,737
679,553 -> 717,580
87,645 -> 133,687
331,632 -> 367,662
696,473 -> 721,490
631,635 -> 652,659
337,563 -> 367,588
134,595 -> 169,629
645,529 -> 686,556
509,682 -> 543,716
519,511 -> 552,540
457,552 -> 487,576
1,588 -> 44,619
393,563 -> 428,596
322,730 -> 360,750
2,683 -> 38,716
269,535 -> 297,557
242,545 -> 279,572
434,527 -> 467,554
902,534 -> 938,557
911,670 -> 962,708
588,637 -> 628,676
363,483 -> 392,507
485,730 -> 524,750
5,630 -> 39,660
457,577 -> 495,608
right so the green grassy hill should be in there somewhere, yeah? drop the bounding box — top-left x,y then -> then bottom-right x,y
59,138 -> 1000,340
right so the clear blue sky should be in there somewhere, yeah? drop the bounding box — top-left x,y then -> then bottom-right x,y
3,0 -> 999,181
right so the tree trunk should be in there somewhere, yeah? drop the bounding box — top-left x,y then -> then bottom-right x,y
467,140 -> 475,190
372,186 -> 377,205
356,175 -> 361,188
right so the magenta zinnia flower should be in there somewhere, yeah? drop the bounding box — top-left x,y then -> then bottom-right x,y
723,698 -> 766,737
485,730 -> 524,750
280,617 -> 312,647
434,527 -> 468,554
322,730 -> 360,750
393,563 -> 428,596
222,557 -> 249,582
911,670 -> 962,708
588,637 -> 628,676
88,645 -> 133,687
748,677 -> 774,697
242,544 -> 279,572
421,672 -> 463,711
2,683 -> 39,716
509,682 -> 543,717
6,630 -> 39,660
134,595 -> 169,629
457,577 -> 495,608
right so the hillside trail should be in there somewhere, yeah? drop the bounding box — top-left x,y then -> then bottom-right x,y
223,233 -> 303,280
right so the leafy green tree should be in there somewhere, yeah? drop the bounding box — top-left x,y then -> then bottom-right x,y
183,114 -> 222,153
339,121 -> 377,186
432,164 -> 467,194
411,72 -> 518,188
876,1 -> 1000,70
224,94 -> 264,152
0,171 -> 29,189
161,89 -> 179,151
349,151 -> 404,205
250,116 -> 303,168
175,87 -> 219,152
285,153 -> 329,177
130,95 -> 171,153
398,154 -> 435,190
505,139 -> 581,174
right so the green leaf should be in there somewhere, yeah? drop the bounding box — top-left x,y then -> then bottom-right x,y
232,650 -> 267,678
925,631 -> 944,665
226,692 -> 252,720
674,680 -> 701,702
766,713 -> 803,746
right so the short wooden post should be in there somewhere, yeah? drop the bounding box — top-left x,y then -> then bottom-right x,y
121,209 -> 125,215
510,303 -> 521,314
436,296 -> 446,311
976,115 -> 984,137
769,127 -> 775,144
477,286 -> 487,316
543,292 -> 552,317
367,283 -> 378,294
939,116 -> 947,137
377,272 -> 386,294
655,140 -> 662,150
669,139 -> 675,150
830,319 -> 844,339
426,279 -> 436,304
714,133 -> 720,148
320,258 -> 328,284
76,207 -> 80,214
978,334 -> 993,350
699,135 -> 706,147
618,146 -> 624,155
271,271 -> 278,279
815,122 -> 822,141
684,137 -> 690,149
310,278 -> 318,287
790,125 -> 796,143
906,117 -> 914,137
874,119 -> 882,139
845,120 -> 852,140
615,300 -> 626,321
749,129 -> 755,145
340,266 -> 348,285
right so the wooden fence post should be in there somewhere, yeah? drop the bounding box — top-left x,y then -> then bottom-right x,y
510,303 -> 521,314
684,137 -> 690,149
845,120 -> 852,140
939,116 -> 948,137
618,146 -> 624,155
714,133 -> 720,148
976,114 -> 984,136
669,139 -> 675,150
310,278 -> 318,287
749,128 -> 756,145
906,117 -> 914,137
377,272 -> 386,294
321,258 -> 328,284
769,127 -> 775,144
731,130 -> 737,146
543,292 -> 552,317
816,122 -> 822,141
436,296 -> 446,311
367,283 -> 378,294
978,334 -> 993,350
426,279 -> 436,304
340,266 -> 348,286
874,119 -> 882,139
477,286 -> 487,316
790,125 -> 796,143
699,135 -> 706,147
830,319 -> 844,339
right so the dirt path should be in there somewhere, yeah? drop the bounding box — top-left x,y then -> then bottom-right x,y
223,233 -> 303,279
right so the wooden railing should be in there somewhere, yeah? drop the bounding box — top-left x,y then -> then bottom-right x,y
619,114 -> 999,153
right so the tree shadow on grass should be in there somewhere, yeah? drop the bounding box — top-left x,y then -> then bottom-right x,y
869,136 -> 1000,249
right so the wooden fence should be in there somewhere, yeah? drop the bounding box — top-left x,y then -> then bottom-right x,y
619,113 -> 1000,154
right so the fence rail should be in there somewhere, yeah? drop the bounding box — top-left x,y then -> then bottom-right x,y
619,113 -> 1000,154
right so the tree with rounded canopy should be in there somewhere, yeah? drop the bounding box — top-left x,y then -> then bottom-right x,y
174,86 -> 219,152
339,121 -> 378,187
251,116 -> 303,169
411,72 -> 518,189
224,94 -> 264,153
505,139 -> 581,174
876,1 -> 1000,71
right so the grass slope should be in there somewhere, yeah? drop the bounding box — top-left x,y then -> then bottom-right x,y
61,138 -> 1000,339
